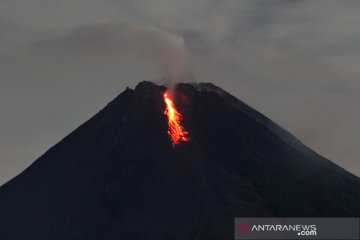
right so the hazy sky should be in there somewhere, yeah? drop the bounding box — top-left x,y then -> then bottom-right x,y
1,0 -> 360,185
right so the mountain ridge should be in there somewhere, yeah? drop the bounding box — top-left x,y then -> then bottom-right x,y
0,81 -> 359,240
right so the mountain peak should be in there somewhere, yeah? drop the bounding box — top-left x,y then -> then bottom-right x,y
134,80 -> 165,94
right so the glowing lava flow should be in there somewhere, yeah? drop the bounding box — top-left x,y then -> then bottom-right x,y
163,90 -> 190,147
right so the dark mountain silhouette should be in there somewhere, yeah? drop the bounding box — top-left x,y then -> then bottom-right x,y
0,81 -> 359,240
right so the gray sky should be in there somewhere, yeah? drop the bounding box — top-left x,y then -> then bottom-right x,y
1,0 -> 360,185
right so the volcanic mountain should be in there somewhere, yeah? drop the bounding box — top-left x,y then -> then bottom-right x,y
0,81 -> 359,240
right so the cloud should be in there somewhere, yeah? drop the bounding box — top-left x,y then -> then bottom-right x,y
34,22 -> 189,84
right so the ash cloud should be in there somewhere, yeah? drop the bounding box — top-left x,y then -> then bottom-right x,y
48,22 -> 189,85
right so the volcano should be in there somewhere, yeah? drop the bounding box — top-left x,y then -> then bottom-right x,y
0,81 -> 359,240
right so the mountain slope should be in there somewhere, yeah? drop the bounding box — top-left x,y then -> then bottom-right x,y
0,81 -> 359,240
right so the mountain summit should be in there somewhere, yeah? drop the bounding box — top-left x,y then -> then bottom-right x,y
0,81 -> 359,240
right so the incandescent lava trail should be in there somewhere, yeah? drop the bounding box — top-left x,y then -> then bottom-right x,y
163,90 -> 190,147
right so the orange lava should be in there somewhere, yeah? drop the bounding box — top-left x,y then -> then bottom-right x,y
163,90 -> 190,147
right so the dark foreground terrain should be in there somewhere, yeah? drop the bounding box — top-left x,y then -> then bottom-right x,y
0,81 -> 359,240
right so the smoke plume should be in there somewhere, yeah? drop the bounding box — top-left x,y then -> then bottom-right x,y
115,23 -> 188,85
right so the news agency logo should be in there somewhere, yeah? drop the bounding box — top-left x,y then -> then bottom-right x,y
234,218 -> 359,240
237,223 -> 250,234
236,222 -> 317,237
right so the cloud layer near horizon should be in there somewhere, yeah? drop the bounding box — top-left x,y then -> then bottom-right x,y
1,0 -> 360,184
